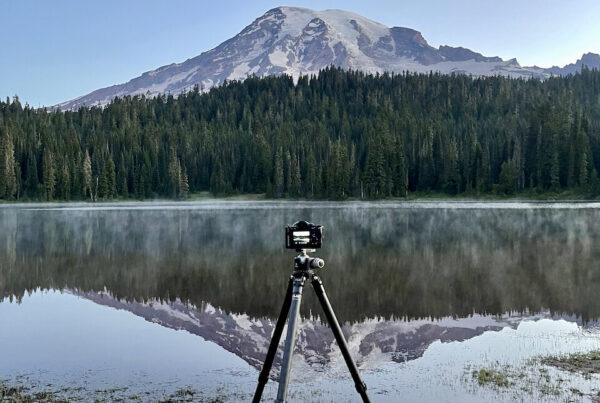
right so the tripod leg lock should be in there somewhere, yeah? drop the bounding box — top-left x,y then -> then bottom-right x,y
355,380 -> 368,394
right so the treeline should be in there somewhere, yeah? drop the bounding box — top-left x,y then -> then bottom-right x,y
1,66 -> 600,201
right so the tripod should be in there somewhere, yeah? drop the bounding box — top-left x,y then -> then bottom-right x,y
253,249 -> 371,403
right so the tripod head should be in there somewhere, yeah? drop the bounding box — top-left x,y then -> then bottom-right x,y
294,249 -> 325,273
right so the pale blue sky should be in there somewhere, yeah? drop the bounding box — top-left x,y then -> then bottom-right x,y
2,0 -> 599,107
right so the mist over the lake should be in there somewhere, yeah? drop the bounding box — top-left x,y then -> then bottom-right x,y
2,202 -> 600,321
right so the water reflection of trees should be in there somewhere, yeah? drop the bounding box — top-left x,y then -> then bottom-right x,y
1,204 -> 600,322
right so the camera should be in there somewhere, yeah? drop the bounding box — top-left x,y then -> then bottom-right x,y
285,220 -> 323,250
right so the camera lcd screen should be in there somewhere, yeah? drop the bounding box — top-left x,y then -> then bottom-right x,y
286,221 -> 323,250
293,231 -> 311,244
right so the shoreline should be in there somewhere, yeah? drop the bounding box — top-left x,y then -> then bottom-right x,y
2,188 -> 600,205
2,198 -> 600,208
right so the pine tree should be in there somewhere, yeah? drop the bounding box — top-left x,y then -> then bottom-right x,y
210,159 -> 225,195
107,158 -> 117,198
393,136 -> 407,197
579,151 -> 588,187
284,150 -> 292,196
327,141 -> 349,199
179,164 -> 189,199
58,161 -> 71,200
550,148 -> 560,190
304,151 -> 317,197
289,155 -> 302,198
363,134 -> 387,198
0,131 -> 17,199
42,149 -> 55,201
167,148 -> 180,198
273,149 -> 284,198
499,160 -> 517,195
117,154 -> 128,198
25,152 -> 38,199
100,157 -> 117,199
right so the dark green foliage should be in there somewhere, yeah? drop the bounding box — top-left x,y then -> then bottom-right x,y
1,67 -> 600,201
0,129 -> 17,199
498,160 -> 517,195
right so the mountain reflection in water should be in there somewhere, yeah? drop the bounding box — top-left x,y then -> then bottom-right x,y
73,289 -> 547,372
2,202 -> 600,323
3,202 -> 600,398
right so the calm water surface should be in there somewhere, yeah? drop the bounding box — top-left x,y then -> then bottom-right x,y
1,201 -> 600,401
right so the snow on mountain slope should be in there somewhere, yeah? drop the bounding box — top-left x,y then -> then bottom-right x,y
55,6 -> 599,110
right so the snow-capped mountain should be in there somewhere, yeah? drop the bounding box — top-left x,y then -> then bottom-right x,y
56,6 -> 600,110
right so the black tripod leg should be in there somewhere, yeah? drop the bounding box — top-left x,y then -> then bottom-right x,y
253,277 -> 294,403
312,276 -> 371,403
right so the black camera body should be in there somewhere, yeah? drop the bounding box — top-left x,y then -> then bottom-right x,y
285,220 -> 323,250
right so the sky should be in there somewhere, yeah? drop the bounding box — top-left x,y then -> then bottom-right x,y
1,0 -> 599,107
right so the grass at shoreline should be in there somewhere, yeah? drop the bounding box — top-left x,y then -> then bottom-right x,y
0,380 -> 236,402
0,381 -> 66,402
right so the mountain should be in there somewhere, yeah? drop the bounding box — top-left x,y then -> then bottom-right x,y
56,6 -> 599,110
546,52 -> 600,76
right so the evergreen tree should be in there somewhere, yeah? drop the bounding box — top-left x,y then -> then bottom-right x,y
392,136 -> 407,197
42,149 -> 55,201
25,152 -> 39,199
498,160 -> 517,195
288,155 -> 302,198
210,159 -> 226,195
100,157 -> 116,199
363,133 -> 387,198
0,131 -> 17,199
58,161 -> 71,200
167,148 -> 180,198
179,164 -> 189,199
0,67 -> 599,201
273,149 -> 284,198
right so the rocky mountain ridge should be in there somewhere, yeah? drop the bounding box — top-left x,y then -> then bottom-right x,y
56,7 -> 600,110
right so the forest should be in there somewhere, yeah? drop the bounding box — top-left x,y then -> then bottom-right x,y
0,66 -> 600,201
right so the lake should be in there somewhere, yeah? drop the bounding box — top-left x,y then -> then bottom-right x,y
1,201 -> 600,401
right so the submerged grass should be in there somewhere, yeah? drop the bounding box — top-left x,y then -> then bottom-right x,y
0,380 -> 244,403
467,364 -> 566,398
472,368 -> 510,387
467,351 -> 600,400
540,350 -> 600,376
0,380 -> 66,402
